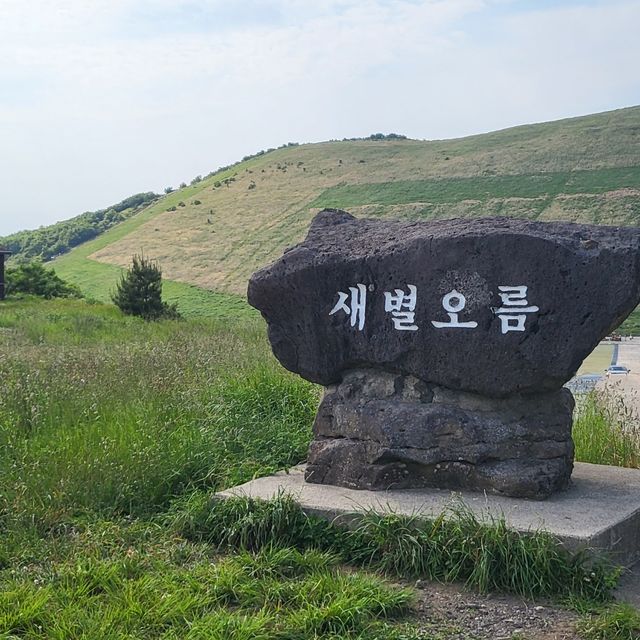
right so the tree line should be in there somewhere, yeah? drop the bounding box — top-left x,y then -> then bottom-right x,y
1,192 -> 159,263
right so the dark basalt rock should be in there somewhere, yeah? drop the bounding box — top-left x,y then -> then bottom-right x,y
249,210 -> 640,397
248,210 -> 640,498
305,369 -> 574,499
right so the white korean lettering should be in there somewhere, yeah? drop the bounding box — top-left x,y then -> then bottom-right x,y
329,284 -> 367,331
431,289 -> 478,329
494,285 -> 539,334
384,284 -> 418,331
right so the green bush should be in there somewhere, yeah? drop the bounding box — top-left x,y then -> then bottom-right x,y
5,262 -> 82,299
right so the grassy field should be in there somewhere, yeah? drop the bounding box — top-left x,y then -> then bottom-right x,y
311,166 -> 640,210
619,309 -> 640,336
574,387 -> 640,469
1,298 -> 639,638
16,105 -> 633,305
49,188 -> 256,318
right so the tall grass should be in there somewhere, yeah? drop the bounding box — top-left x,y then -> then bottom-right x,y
573,388 -> 640,468
170,493 -> 619,602
0,541 -> 414,639
0,298 -> 318,532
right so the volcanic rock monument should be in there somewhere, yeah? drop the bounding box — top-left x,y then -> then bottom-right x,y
248,210 -> 640,499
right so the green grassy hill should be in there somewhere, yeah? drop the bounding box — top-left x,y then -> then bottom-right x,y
13,105 -> 640,315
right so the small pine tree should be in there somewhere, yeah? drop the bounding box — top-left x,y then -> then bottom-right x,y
111,254 -> 180,321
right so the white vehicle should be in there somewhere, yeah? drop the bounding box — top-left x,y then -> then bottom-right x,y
604,365 -> 630,377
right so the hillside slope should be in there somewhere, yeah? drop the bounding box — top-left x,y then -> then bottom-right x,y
52,105 -> 640,305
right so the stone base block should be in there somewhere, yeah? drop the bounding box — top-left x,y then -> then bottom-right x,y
218,463 -> 640,567
305,370 -> 575,499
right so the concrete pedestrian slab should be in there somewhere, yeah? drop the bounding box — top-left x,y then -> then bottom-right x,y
218,462 -> 640,566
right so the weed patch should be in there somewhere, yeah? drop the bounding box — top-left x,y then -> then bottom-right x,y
574,389 -> 640,468
0,299 -> 317,531
576,602 -> 640,640
0,541 -> 413,639
171,493 -> 620,602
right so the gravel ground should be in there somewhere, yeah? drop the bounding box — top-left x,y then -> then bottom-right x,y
409,581 -> 581,639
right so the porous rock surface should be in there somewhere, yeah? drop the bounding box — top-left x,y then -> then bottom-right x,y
248,210 -> 640,397
248,210 -> 640,498
305,369 -> 574,499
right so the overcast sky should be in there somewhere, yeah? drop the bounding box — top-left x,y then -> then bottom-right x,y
1,0 -> 639,236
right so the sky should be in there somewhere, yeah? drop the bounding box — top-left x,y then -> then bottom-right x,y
1,0 -> 639,236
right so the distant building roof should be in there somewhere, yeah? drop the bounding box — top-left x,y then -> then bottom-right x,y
0,247 -> 11,255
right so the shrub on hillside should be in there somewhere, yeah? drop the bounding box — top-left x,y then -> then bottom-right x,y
367,132 -> 407,140
111,254 -> 180,321
5,262 -> 83,299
